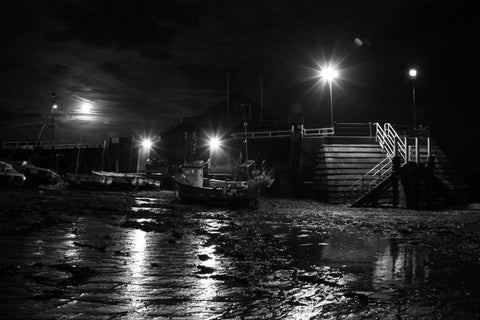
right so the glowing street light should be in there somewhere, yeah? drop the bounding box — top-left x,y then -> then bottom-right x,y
319,65 -> 339,127
209,137 -> 221,152
409,68 -> 417,128
141,138 -> 152,150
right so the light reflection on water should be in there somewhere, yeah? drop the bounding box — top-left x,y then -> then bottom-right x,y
195,245 -> 219,311
282,229 -> 433,294
373,239 -> 431,290
125,229 -> 149,313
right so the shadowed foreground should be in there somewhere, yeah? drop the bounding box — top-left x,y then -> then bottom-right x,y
1,188 -> 479,319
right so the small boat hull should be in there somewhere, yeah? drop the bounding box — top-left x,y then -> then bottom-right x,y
65,173 -> 113,190
0,161 -> 26,187
174,175 -> 259,207
12,162 -> 62,186
91,171 -> 161,190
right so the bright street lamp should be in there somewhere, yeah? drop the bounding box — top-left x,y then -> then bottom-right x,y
209,137 -> 221,152
409,68 -> 417,128
141,138 -> 152,150
319,66 -> 339,127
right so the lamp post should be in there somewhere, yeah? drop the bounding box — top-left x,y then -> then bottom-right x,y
409,69 -> 417,128
51,92 -> 58,143
137,138 -> 152,173
319,66 -> 339,127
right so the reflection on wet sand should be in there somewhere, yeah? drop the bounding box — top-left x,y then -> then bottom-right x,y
125,229 -> 148,313
284,230 -> 434,297
1,190 -> 480,319
373,238 -> 431,290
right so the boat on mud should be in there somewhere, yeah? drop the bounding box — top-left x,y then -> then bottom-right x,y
0,161 -> 26,187
64,173 -> 113,190
12,161 -> 63,187
92,171 -> 161,190
173,161 -> 274,207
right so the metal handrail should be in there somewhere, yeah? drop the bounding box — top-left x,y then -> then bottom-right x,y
302,127 -> 335,137
344,157 -> 392,199
375,123 -> 406,162
344,122 -> 406,203
231,126 -> 334,139
231,128 -> 294,139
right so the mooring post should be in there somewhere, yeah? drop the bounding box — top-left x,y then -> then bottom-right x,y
425,153 -> 436,208
415,137 -> 419,165
392,155 -> 400,208
288,125 -> 295,195
183,132 -> 188,165
298,124 -> 304,180
427,137 -> 431,158
391,137 -> 399,207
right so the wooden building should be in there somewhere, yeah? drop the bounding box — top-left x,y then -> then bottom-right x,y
158,92 -> 284,172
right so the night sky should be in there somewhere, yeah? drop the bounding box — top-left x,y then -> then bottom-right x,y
0,1 -> 477,169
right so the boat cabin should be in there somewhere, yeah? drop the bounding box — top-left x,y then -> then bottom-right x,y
181,162 -> 205,187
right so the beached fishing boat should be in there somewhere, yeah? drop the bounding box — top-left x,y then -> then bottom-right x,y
173,161 -> 273,207
64,172 -> 113,190
12,161 -> 63,186
0,161 -> 26,187
92,171 -> 161,190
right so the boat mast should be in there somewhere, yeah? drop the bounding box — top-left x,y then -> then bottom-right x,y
75,139 -> 81,177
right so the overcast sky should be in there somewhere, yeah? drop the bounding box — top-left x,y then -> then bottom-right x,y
0,0 -> 477,146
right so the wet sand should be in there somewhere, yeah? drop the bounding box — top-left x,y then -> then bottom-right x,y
1,188 -> 480,319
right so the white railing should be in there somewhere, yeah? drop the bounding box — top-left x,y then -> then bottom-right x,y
231,127 -> 294,139
344,122 -> 407,203
302,127 -> 335,137
344,157 -> 392,200
231,126 -> 334,139
375,123 -> 406,162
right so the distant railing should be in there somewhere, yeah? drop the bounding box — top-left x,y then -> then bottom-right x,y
232,127 -> 294,139
231,126 -> 334,139
1,140 -> 104,149
302,127 -> 335,137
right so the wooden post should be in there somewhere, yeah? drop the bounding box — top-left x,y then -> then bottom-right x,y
183,132 -> 188,165
415,137 -> 419,165
392,155 -> 400,208
298,124 -> 304,185
427,137 -> 431,158
288,126 -> 295,195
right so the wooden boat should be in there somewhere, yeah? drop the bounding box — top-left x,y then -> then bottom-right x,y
0,161 -> 26,187
92,171 -> 161,190
12,161 -> 63,186
173,161 -> 268,207
64,173 -> 113,190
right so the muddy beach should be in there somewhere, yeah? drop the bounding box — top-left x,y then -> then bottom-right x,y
1,188 -> 480,319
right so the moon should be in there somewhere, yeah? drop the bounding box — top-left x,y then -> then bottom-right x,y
81,102 -> 92,114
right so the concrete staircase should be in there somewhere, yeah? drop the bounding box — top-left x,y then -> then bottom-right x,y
312,137 -> 392,204
312,125 -> 469,208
